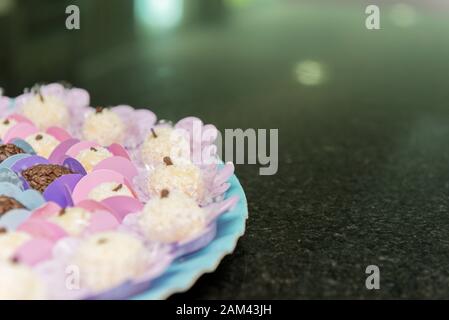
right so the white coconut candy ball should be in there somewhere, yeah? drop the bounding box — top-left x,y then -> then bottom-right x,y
82,107 -> 125,146
21,93 -> 69,130
25,132 -> 60,158
49,207 -> 91,236
138,189 -> 207,243
0,230 -> 31,261
0,118 -> 17,139
0,260 -> 47,300
72,231 -> 148,291
75,146 -> 113,173
148,157 -> 205,202
140,126 -> 191,167
88,182 -> 134,202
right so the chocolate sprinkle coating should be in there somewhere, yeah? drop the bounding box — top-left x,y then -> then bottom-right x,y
161,189 -> 170,198
163,156 -> 174,166
22,164 -> 74,193
10,256 -> 20,264
0,144 -> 26,163
0,196 -> 25,216
112,184 -> 123,192
97,238 -> 108,245
95,106 -> 105,114
151,128 -> 158,138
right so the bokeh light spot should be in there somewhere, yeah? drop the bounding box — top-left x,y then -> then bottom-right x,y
135,0 -> 183,30
294,60 -> 326,86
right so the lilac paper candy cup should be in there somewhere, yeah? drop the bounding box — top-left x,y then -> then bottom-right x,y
87,211 -> 120,234
101,196 -> 144,223
43,174 -> 84,208
110,105 -> 157,149
72,169 -> 138,204
93,157 -> 138,182
76,199 -> 111,212
14,238 -> 55,267
121,194 -> 238,258
34,236 -> 173,300
65,141 -> 99,158
168,196 -> 239,257
0,96 -> 15,117
108,143 -> 131,159
175,117 -> 219,166
18,218 -> 68,242
171,224 -> 218,258
48,139 -> 80,164
11,156 -> 86,207
121,212 -> 217,258
0,154 -> 33,171
129,117 -> 231,204
31,202 -> 62,220
14,83 -> 90,111
46,126 -> 72,142
29,200 -> 119,235
11,155 -> 49,173
14,83 -> 91,136
169,195 -> 239,257
7,113 -> 34,125
3,122 -> 39,143
62,157 -> 87,176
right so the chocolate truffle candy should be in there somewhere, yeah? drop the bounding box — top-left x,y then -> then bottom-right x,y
21,164 -> 74,193
0,144 -> 26,163
0,196 -> 25,216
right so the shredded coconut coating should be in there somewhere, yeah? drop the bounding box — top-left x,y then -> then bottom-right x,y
75,147 -> 113,172
0,261 -> 47,300
72,232 -> 147,291
50,207 -> 91,236
82,109 -> 125,146
21,95 -> 69,130
148,163 -> 205,202
88,182 -> 134,202
140,127 -> 191,166
138,191 -> 206,243
25,132 -> 60,158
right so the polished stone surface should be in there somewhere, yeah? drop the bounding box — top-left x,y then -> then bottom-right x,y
2,0 -> 449,299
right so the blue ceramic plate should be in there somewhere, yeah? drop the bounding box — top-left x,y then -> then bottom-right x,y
131,173 -> 248,300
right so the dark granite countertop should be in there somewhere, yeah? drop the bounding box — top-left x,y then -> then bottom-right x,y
2,0 -> 449,299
